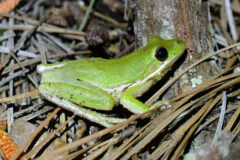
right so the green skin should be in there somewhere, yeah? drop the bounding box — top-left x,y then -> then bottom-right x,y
37,36 -> 185,127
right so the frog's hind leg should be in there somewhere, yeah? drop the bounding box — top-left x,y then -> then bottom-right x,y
43,95 -> 124,127
39,82 -> 125,127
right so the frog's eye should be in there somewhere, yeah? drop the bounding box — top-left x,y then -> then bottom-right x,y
155,47 -> 168,61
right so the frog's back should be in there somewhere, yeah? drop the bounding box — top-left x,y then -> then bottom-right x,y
42,51 -> 154,89
62,55 -> 153,88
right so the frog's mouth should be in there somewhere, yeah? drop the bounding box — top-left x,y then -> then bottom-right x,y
133,49 -> 185,87
164,49 -> 185,69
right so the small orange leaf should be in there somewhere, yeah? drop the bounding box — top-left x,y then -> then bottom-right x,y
0,120 -> 6,131
0,121 -> 19,160
0,0 -> 21,14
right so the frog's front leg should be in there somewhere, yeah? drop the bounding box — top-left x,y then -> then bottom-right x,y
120,80 -> 156,114
39,82 -> 125,127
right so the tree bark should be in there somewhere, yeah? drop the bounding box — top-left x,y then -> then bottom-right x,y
126,0 -> 219,98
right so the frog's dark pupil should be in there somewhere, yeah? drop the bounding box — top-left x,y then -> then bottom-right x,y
155,47 -> 168,61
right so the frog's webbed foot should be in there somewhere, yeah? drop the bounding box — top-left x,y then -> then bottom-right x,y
150,100 -> 170,110
147,100 -> 171,119
42,93 -> 126,127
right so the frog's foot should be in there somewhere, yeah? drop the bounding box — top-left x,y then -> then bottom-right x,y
42,94 -> 125,127
150,100 -> 170,110
147,100 -> 171,119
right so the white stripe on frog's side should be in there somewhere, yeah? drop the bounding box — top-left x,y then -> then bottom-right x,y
37,63 -> 66,73
103,53 -> 180,101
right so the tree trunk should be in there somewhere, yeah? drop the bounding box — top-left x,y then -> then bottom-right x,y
126,0 -> 219,99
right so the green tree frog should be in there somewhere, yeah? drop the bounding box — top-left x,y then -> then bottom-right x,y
37,36 -> 185,127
